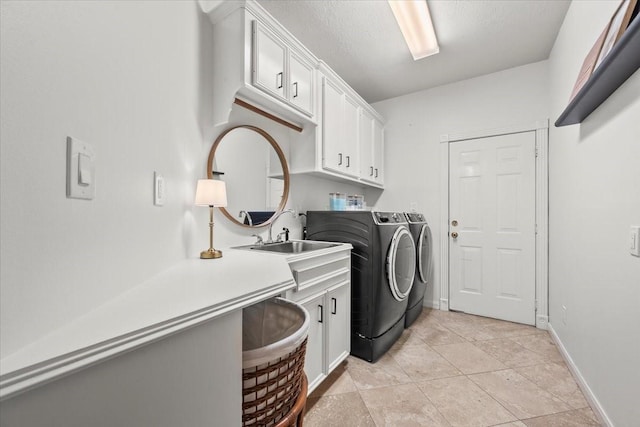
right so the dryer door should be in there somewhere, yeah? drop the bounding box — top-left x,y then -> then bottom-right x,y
387,227 -> 416,301
417,224 -> 433,284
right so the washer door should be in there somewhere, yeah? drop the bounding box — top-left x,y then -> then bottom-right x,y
387,227 -> 416,301
417,224 -> 433,284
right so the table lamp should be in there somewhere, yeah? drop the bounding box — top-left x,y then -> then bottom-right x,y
195,179 -> 227,259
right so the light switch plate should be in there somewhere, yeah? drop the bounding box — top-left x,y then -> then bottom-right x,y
67,137 -> 95,200
154,172 -> 165,206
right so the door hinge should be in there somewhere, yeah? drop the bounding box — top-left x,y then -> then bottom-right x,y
535,224 -> 538,235
535,300 -> 538,312
535,147 -> 539,158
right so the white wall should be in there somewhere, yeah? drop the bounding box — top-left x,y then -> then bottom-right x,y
547,2 -> 640,426
0,0 -> 361,363
369,61 -> 550,307
0,0 -> 212,359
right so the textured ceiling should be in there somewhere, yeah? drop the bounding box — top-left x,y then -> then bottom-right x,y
257,0 -> 571,103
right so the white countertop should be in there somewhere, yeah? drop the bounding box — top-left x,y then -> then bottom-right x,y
0,250 -> 295,400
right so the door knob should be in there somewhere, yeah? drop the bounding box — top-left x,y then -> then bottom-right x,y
451,231 -> 459,239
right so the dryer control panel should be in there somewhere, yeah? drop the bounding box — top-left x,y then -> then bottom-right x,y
405,213 -> 426,223
373,211 -> 407,225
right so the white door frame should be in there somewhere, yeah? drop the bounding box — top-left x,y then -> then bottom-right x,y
439,120 -> 549,329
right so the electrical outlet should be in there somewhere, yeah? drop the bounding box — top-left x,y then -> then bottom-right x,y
562,305 -> 567,325
154,172 -> 165,206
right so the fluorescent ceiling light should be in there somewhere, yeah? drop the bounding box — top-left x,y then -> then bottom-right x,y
388,0 -> 439,60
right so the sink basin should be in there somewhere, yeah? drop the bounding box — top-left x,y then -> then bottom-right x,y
236,241 -> 338,254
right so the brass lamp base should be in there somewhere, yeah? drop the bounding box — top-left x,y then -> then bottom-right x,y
200,248 -> 223,259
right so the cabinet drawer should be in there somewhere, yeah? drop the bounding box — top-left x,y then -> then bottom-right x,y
290,254 -> 350,291
287,267 -> 350,302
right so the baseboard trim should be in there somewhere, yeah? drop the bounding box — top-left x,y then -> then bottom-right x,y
547,323 -> 613,427
536,314 -> 548,330
422,299 -> 440,309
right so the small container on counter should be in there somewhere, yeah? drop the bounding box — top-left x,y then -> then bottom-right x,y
329,192 -> 346,210
347,195 -> 357,210
346,194 -> 365,210
354,195 -> 364,210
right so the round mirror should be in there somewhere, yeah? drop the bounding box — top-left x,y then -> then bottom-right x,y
207,125 -> 290,228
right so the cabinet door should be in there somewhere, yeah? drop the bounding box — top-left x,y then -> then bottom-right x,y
322,77 -> 345,174
343,95 -> 360,178
359,109 -> 375,182
373,118 -> 384,185
252,22 -> 286,100
300,293 -> 326,391
289,51 -> 314,116
326,281 -> 351,373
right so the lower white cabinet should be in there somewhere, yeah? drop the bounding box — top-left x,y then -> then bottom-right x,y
298,293 -> 325,387
325,282 -> 350,372
285,246 -> 351,393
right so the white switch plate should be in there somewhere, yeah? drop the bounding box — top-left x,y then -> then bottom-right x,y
67,137 -> 95,200
154,172 -> 165,206
630,226 -> 640,257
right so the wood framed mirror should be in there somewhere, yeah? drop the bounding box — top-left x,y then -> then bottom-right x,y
207,125 -> 290,228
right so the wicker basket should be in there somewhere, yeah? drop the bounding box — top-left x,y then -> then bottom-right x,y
242,298 -> 309,427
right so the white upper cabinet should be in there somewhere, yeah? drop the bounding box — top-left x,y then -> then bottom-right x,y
359,109 -> 384,185
289,51 -> 315,115
290,62 -> 385,188
322,76 -> 360,178
252,22 -> 287,100
252,21 -> 315,117
372,118 -> 384,185
208,1 -> 384,188
322,77 -> 344,174
343,95 -> 360,178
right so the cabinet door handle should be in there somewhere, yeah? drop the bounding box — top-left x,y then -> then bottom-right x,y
276,72 -> 283,89
375,168 -> 379,178
318,305 -> 323,323
338,153 -> 343,165
370,166 -> 374,176
331,298 -> 337,314
346,156 -> 350,167
293,82 -> 298,98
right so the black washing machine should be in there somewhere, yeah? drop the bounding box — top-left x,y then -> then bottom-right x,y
306,211 -> 416,362
404,212 -> 433,327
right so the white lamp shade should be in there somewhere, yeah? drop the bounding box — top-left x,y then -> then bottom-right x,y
195,179 -> 227,207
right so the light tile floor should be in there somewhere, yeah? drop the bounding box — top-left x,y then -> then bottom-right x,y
304,308 -> 602,427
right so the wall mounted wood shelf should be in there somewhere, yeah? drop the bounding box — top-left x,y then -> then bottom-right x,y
555,16 -> 640,127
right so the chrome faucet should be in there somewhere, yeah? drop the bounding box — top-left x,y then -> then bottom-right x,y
239,210 -> 253,226
267,209 -> 296,243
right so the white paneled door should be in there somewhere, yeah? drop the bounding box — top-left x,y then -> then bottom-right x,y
449,132 -> 536,325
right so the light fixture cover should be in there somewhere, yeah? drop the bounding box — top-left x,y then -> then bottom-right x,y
195,179 -> 227,207
389,0 -> 439,60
